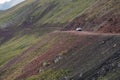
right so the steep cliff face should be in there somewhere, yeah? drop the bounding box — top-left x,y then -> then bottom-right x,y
0,0 -> 120,80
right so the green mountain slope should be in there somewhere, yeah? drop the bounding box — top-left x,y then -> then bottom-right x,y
0,0 -> 96,68
0,0 -> 120,80
0,0 -> 96,29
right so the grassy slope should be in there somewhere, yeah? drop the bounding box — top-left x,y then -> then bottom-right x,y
0,32 -> 80,80
35,0 -> 96,24
0,35 -> 41,67
0,31 -> 120,80
0,0 -> 35,24
25,33 -> 120,80
0,0 -> 120,80
0,0 -> 97,79
0,0 -> 96,68
0,0 -> 96,25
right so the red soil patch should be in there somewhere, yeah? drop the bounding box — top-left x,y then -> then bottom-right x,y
98,16 -> 120,33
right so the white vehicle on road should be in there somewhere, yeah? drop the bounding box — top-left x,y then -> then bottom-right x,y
76,27 -> 82,31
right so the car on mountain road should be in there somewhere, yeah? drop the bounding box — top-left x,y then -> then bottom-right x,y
76,27 -> 82,31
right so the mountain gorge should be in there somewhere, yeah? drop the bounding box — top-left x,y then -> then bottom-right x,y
0,0 -> 120,80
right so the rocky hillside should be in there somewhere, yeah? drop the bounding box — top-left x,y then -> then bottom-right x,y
64,0 -> 120,33
0,0 -> 120,80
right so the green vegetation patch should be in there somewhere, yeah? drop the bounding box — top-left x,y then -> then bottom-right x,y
0,35 -> 40,67
27,69 -> 70,80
